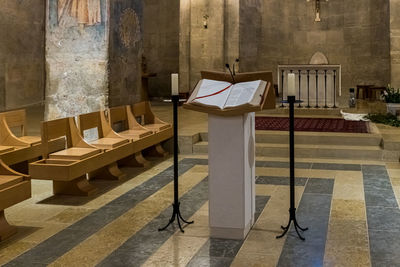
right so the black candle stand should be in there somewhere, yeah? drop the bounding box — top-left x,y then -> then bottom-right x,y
159,95 -> 194,233
277,96 -> 308,241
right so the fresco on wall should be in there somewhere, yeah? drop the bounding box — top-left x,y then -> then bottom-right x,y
45,0 -> 108,120
58,0 -> 102,26
108,0 -> 144,107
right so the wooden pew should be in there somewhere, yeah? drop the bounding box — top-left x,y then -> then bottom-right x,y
29,117 -> 134,196
131,101 -> 173,157
108,106 -> 166,165
0,160 -> 31,241
77,111 -> 133,180
0,110 -> 64,170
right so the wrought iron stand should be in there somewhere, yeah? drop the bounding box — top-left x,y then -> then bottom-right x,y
276,96 -> 309,241
159,95 -> 194,232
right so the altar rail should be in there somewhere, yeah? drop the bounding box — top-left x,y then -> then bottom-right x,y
278,65 -> 341,108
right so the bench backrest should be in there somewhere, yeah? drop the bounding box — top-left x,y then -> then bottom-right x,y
131,102 -> 155,125
108,106 -> 129,132
2,109 -> 27,136
78,111 -> 103,138
41,118 -> 71,146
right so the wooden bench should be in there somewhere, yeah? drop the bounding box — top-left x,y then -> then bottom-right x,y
0,110 -> 64,170
0,160 -> 31,241
130,102 -> 173,157
78,111 -> 136,179
29,117 -> 133,196
108,105 -> 169,163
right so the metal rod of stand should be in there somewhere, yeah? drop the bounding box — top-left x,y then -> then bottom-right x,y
298,70 -> 302,108
324,70 -> 328,108
333,70 -> 337,108
315,70 -> 319,108
307,70 -> 310,108
281,70 -> 285,107
276,95 -> 308,241
159,95 -> 194,233
289,97 -> 295,211
173,96 -> 179,206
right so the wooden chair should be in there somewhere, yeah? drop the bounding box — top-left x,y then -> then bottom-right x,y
368,86 -> 386,101
356,85 -> 374,99
131,102 -> 173,157
29,117 -> 104,196
0,160 -> 31,241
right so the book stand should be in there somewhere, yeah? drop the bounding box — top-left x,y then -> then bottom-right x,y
184,71 -> 274,239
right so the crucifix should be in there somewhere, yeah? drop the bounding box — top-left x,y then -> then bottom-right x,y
307,0 -> 328,22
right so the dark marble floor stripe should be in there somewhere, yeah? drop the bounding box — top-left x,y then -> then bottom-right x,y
256,176 -> 308,186
311,162 -> 361,171
97,177 -> 210,267
277,178 -> 334,267
362,165 -> 400,266
256,160 -> 362,171
4,158 -> 206,267
256,161 -> 312,169
186,196 -> 270,267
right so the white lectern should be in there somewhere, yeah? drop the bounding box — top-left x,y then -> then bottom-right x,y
184,71 -> 274,240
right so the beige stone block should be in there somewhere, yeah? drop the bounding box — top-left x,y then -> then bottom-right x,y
330,200 -> 366,220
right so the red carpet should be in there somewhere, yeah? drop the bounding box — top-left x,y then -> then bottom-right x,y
255,117 -> 369,133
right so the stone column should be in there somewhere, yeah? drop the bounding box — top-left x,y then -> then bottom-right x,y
179,0 -> 191,93
390,0 -> 400,88
224,0 -> 240,69
45,0 -> 109,120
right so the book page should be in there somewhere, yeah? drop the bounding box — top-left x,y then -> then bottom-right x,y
191,79 -> 233,109
224,80 -> 262,108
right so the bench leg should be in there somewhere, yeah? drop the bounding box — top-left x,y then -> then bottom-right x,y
88,163 -> 126,181
53,175 -> 98,196
119,152 -> 151,168
146,143 -> 168,157
0,211 -> 17,241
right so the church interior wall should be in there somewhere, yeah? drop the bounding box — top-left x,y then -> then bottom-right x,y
0,0 -> 45,111
142,0 -> 180,98
239,0 -> 391,105
108,0 -> 144,107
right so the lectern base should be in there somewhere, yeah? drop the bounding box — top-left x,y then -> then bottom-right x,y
208,113 -> 256,240
210,220 -> 253,240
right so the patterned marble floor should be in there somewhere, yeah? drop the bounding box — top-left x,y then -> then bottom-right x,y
1,154 -> 400,267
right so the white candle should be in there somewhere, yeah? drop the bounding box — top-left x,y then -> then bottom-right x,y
288,73 -> 296,97
171,73 -> 179,96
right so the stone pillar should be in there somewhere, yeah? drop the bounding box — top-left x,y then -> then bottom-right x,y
391,0 -> 400,88
224,0 -> 240,69
179,0 -> 225,91
179,0 -> 191,93
108,1 -> 144,107
45,0 -> 144,120
45,0 -> 109,120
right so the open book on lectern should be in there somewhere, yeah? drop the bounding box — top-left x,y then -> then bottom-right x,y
187,79 -> 267,110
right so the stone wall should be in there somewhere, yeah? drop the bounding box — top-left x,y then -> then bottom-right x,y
108,0 -> 144,107
390,0 -> 400,88
143,0 -> 179,98
45,0 -> 109,120
239,0 -> 390,105
180,0 -> 391,105
0,0 -> 45,111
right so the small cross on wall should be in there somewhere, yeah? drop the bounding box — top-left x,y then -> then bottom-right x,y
307,0 -> 329,22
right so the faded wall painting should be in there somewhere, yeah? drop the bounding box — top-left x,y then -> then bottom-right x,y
45,0 -> 108,120
58,0 -> 101,26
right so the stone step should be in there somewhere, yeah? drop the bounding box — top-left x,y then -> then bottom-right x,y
199,131 -> 382,146
193,141 -> 383,160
